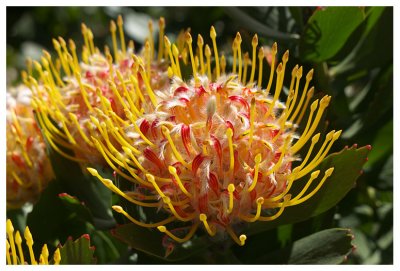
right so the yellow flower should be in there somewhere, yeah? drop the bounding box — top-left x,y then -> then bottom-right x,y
6,219 -> 61,265
25,16 -> 169,166
88,22 -> 340,246
6,85 -> 54,209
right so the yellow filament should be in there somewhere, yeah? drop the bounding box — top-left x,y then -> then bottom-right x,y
75,72 -> 94,112
11,171 -> 31,188
6,220 -> 17,264
144,41 -> 151,78
138,66 -> 158,107
164,36 -> 178,76
264,169 -> 299,204
53,39 -> 71,76
158,17 -> 165,61
130,74 -> 145,104
163,196 -> 196,222
293,133 -> 321,172
117,15 -> 126,56
55,111 -> 76,144
148,20 -> 154,60
199,214 -> 216,236
265,42 -> 277,95
299,130 -> 334,176
248,153 -> 262,192
296,87 -> 315,125
157,223 -> 199,243
125,112 -> 154,147
266,136 -> 291,175
226,128 -> 235,177
6,240 -> 11,265
34,107 -> 68,143
110,20 -> 118,62
232,39 -> 238,74
259,195 -> 291,221
290,168 -> 334,206
249,34 -> 258,84
68,39 -> 80,72
270,63 -> 284,110
221,54 -> 226,74
169,166 -> 192,197
146,174 -> 167,199
291,170 -> 320,202
205,44 -> 212,79
236,33 -> 243,81
197,34 -> 205,74
227,184 -> 235,214
291,96 -> 331,154
43,129 -> 86,163
91,137 -> 140,184
87,29 -> 95,55
172,44 -> 182,78
240,197 -> 264,222
162,126 -> 190,169
210,26 -> 220,79
113,205 -> 176,228
109,128 -> 141,156
257,47 -> 264,89
249,98 -> 256,145
15,231 -> 25,264
226,226 -> 246,246
89,166 -> 154,202
242,52 -> 249,84
53,248 -> 61,265
277,50 -> 289,92
24,226 -> 37,265
286,66 -> 303,118
290,68 -> 313,122
296,131 -> 341,179
116,73 -> 141,116
40,57 -> 56,90
109,80 -> 130,113
41,244 -> 49,264
26,57 -> 33,76
122,147 -> 170,183
186,32 -> 199,85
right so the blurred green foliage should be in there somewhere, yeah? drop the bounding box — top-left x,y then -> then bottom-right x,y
6,6 -> 392,264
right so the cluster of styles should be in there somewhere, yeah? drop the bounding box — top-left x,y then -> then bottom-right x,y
8,16 -> 341,251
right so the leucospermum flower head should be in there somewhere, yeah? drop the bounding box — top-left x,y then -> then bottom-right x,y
88,23 -> 341,247
25,16 -> 170,166
6,219 -> 61,265
6,85 -> 54,209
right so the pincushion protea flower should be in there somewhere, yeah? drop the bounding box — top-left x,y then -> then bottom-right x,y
25,16 -> 169,166
88,23 -> 341,247
6,219 -> 61,265
6,85 -> 54,209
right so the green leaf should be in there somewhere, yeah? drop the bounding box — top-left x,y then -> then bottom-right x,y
112,223 -> 211,261
364,120 -> 392,170
248,145 -> 371,235
59,234 -> 96,264
252,228 -> 355,264
58,193 -> 94,224
300,7 -> 365,62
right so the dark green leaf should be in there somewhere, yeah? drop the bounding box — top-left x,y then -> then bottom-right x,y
58,193 -> 94,224
300,7 -> 365,62
364,121 -> 392,170
253,228 -> 355,264
59,234 -> 96,264
112,223 -> 211,261
248,145 -> 370,235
